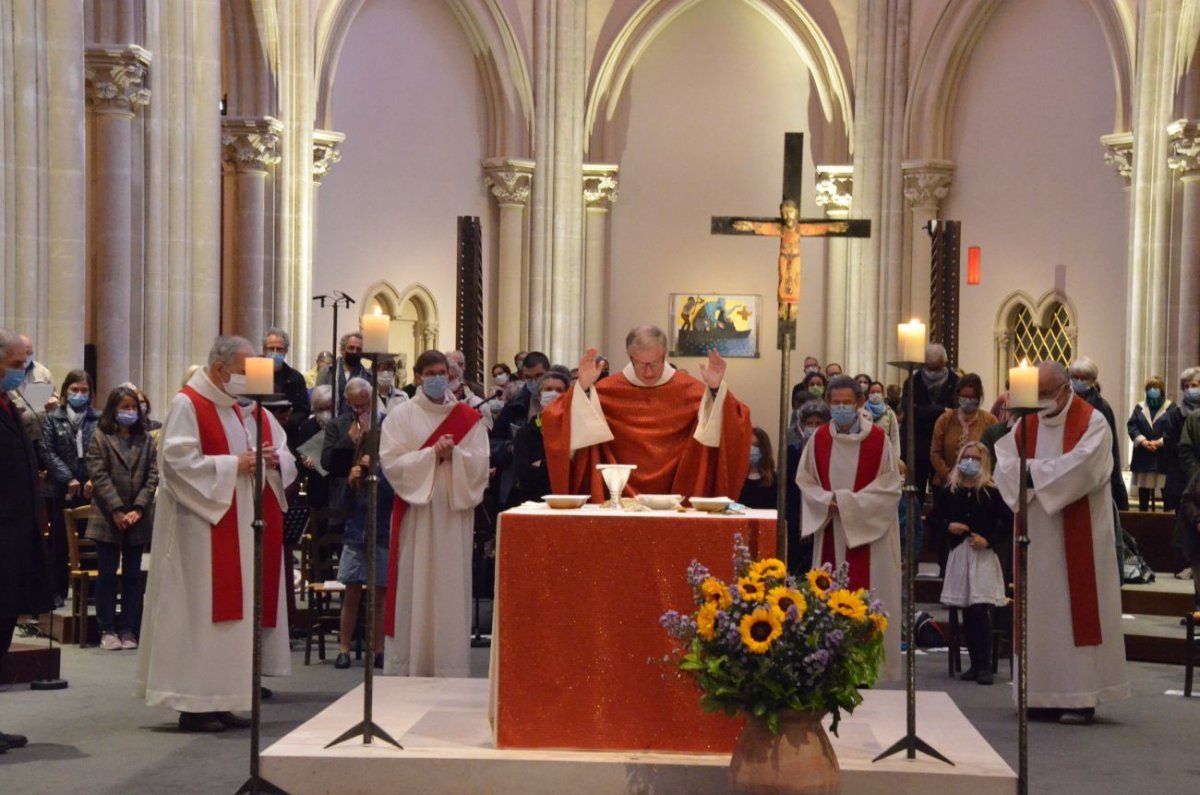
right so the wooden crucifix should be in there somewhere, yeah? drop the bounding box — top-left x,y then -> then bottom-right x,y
711,132 -> 871,558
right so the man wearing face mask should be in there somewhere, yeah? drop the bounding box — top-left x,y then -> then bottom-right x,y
512,371 -> 571,504
263,327 -> 310,434
318,332 -> 372,415
1068,357 -> 1129,512
795,375 -> 902,682
378,350 -> 489,676
136,335 -> 298,733
900,344 -> 961,498
994,361 -> 1129,724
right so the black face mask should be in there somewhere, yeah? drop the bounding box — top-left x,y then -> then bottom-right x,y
344,353 -> 362,368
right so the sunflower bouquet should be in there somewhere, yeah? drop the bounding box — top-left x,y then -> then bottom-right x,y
660,534 -> 888,735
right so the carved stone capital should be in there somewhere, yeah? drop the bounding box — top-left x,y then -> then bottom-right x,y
583,164 -> 620,209
312,129 -> 346,183
482,158 -> 535,206
222,117 -> 283,172
901,159 -> 955,211
814,165 -> 852,218
1100,132 -> 1134,185
1167,120 -> 1200,178
85,45 -> 152,116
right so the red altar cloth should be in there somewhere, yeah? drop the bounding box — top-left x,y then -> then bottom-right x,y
492,507 -> 776,752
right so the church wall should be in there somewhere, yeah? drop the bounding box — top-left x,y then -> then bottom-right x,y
942,0 -> 1129,424
604,0 -> 828,441
312,0 -> 493,373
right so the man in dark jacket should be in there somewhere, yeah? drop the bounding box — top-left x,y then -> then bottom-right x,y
490,351 -> 549,507
900,343 -> 960,499
0,327 -> 53,754
317,331 -> 372,415
1070,357 -> 1130,512
264,327 -> 311,431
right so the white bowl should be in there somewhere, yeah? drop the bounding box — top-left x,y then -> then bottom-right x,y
689,496 -> 733,513
542,495 -> 590,510
634,494 -> 684,511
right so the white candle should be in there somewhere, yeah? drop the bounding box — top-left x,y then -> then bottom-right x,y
362,311 -> 390,353
1009,359 -> 1038,408
897,319 -> 926,363
245,356 -> 274,395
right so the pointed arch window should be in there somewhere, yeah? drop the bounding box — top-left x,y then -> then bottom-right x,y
993,291 -> 1078,390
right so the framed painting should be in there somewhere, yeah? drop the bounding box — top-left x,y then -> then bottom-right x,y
668,293 -> 760,358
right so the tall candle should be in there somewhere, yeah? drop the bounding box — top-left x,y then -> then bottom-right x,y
897,319 -> 926,363
362,311 -> 390,353
1009,359 -> 1038,408
245,356 -> 274,395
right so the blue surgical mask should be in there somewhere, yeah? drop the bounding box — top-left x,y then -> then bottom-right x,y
1187,386 -> 1200,402
422,374 -> 449,402
749,446 -> 763,467
2,368 -> 24,391
958,398 -> 979,413
958,458 -> 982,478
1146,388 -> 1162,402
830,405 -> 857,427
116,410 -> 140,427
802,426 -> 817,440
1071,378 -> 1090,395
67,393 -> 90,410
270,353 -> 285,370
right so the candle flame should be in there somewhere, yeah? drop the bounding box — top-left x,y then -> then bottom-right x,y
1020,358 -> 1030,367
373,305 -> 382,316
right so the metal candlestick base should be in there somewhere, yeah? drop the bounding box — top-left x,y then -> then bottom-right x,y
873,361 -> 952,766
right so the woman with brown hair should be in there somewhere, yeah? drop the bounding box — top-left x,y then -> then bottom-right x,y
738,426 -> 777,509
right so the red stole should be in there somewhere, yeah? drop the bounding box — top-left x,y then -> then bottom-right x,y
1020,399 -> 1103,647
385,402 -> 481,637
813,423 -> 886,591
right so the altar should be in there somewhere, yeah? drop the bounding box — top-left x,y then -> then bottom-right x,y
488,504 -> 777,752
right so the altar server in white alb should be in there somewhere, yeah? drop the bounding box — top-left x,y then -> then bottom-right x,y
796,375 -> 903,682
994,361 -> 1128,723
136,336 -> 297,733
380,350 -> 489,677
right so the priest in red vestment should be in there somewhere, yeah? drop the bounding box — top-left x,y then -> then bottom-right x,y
542,325 -> 752,501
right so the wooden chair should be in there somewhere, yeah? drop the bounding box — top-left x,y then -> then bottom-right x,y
1185,611 -> 1200,697
303,523 -> 345,665
63,505 -> 99,647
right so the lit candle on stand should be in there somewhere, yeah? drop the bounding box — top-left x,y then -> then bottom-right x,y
897,319 -> 926,362
362,308 -> 390,352
1009,358 -> 1038,407
245,356 -> 274,394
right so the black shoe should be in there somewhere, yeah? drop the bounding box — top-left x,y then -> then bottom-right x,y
215,712 -> 252,729
960,667 -> 978,682
260,686 -> 273,700
334,652 -> 351,670
178,712 -> 225,733
1027,708 -> 1063,722
374,653 -> 384,670
0,732 -> 28,749
976,669 -> 994,685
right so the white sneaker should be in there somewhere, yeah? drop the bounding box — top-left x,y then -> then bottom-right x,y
100,632 -> 122,651
119,629 -> 138,650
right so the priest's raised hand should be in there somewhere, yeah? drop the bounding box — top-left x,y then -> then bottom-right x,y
697,348 -> 727,390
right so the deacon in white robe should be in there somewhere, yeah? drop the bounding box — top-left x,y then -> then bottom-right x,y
379,369 -> 489,678
796,395 -> 903,683
136,339 -> 296,718
994,363 -> 1129,712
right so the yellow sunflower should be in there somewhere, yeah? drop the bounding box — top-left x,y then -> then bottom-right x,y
870,612 -> 889,637
738,607 -> 783,654
767,586 -> 807,620
699,577 -> 733,609
696,602 -> 719,640
736,576 -> 766,602
826,588 -> 868,622
749,558 -> 787,581
806,569 -> 834,597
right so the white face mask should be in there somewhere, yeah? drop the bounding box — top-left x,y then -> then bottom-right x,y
494,373 -> 509,387
225,373 -> 247,395
377,372 -> 395,388
315,410 -> 332,425
1037,398 -> 1058,416
539,390 -> 562,408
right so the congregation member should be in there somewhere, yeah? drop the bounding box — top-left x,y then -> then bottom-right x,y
379,350 -> 489,677
491,351 -> 550,507
802,355 -> 820,375
0,328 -> 53,756
1069,356 -> 1130,512
900,343 -> 960,498
1174,369 -> 1200,581
738,427 -> 778,509
321,377 -> 375,518
542,324 -> 752,500
447,350 -> 486,402
1162,367 -> 1200,512
928,442 -> 1011,685
994,361 -> 1128,724
854,373 -> 872,394
824,362 -> 843,378
1175,461 -> 1200,608
85,386 -> 159,651
512,371 -> 570,504
41,369 -> 101,604
980,392 -> 1013,468
865,380 -> 901,459
263,327 -> 311,429
10,333 -> 56,415
787,400 -> 833,577
802,370 -> 827,400
318,332 -> 371,413
795,375 -> 902,681
1127,376 -> 1172,511
374,355 -> 409,415
305,350 -> 333,389
136,336 -> 297,733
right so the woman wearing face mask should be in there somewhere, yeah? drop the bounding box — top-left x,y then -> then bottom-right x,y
802,371 -> 827,401
1126,376 -> 1172,512
84,386 -> 159,651
865,381 -> 901,461
738,427 -> 777,510
929,441 -> 1011,685
512,372 -> 571,504
785,401 -> 831,575
40,369 -> 102,604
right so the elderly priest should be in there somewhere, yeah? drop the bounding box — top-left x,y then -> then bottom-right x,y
542,324 -> 752,501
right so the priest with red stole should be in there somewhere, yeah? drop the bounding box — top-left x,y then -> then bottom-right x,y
796,375 -> 902,682
994,361 -> 1128,724
542,325 -> 752,501
136,336 -> 296,733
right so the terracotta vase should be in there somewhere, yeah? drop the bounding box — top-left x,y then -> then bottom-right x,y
729,710 -> 840,795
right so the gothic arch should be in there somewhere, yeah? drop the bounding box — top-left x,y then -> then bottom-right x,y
315,0 -> 532,156
992,288 -> 1079,391
586,0 -> 853,159
906,0 -> 1134,161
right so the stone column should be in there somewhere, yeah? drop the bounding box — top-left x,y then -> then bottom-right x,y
221,116 -> 282,343
85,45 -> 151,394
815,165 -> 853,366
483,158 -> 534,365
901,160 -> 954,325
1168,120 -> 1200,376
582,164 -> 618,349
